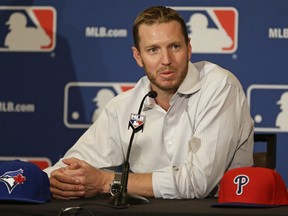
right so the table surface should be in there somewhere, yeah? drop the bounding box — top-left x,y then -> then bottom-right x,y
1,194 -> 288,216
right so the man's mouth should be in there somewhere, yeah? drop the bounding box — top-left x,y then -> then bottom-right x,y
159,70 -> 175,79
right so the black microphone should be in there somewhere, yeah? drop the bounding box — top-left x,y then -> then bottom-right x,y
108,90 -> 157,208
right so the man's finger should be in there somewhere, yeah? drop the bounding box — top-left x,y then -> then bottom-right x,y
50,186 -> 85,200
62,158 -> 82,170
51,175 -> 83,189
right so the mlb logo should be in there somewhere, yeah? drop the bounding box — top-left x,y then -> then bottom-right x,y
0,6 -> 56,52
171,6 -> 238,53
64,82 -> 135,129
247,84 -> 288,132
129,113 -> 145,132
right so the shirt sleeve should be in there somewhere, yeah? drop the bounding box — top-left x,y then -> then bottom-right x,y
44,102 -> 125,176
152,71 -> 254,199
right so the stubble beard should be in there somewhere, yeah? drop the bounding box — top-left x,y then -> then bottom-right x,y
144,60 -> 189,92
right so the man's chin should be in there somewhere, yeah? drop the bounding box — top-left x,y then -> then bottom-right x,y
156,82 -> 179,92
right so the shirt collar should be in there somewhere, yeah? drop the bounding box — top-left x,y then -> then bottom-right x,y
177,61 -> 201,95
142,61 -> 202,110
140,79 -> 156,111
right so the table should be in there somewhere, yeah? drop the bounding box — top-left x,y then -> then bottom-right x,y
1,194 -> 288,216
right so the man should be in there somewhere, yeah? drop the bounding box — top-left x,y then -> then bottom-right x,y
44,6 -> 254,200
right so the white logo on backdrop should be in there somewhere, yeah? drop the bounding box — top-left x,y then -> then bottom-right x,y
91,88 -> 115,122
247,84 -> 288,132
5,12 -> 50,50
186,13 -> 233,53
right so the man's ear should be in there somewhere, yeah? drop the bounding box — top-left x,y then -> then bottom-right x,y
187,37 -> 192,60
132,46 -> 143,67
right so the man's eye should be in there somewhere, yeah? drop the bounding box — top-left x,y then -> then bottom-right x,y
171,44 -> 180,50
148,47 -> 159,54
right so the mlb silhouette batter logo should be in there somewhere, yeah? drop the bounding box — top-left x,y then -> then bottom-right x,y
0,6 -> 56,52
247,84 -> 288,132
0,169 -> 26,194
171,7 -> 238,53
64,82 -> 135,129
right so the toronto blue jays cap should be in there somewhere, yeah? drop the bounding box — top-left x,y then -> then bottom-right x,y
0,160 -> 51,203
212,166 -> 288,207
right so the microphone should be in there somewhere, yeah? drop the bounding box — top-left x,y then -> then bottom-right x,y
108,90 -> 157,208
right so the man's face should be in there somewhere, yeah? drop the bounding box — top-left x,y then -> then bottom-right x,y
132,21 -> 192,93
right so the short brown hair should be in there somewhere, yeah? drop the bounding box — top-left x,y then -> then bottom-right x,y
132,6 -> 189,50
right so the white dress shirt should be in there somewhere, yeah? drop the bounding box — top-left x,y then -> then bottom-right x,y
44,61 -> 254,199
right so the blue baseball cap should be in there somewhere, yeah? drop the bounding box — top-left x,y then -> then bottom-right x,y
0,160 -> 51,203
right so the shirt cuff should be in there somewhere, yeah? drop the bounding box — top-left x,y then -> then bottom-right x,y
152,167 -> 178,199
43,159 -> 66,177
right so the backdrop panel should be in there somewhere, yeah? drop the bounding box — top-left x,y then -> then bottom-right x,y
0,0 -> 287,184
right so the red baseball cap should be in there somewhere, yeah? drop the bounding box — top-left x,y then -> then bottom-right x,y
213,166 -> 288,207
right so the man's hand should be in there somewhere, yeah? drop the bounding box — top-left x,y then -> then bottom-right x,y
49,157 -> 113,199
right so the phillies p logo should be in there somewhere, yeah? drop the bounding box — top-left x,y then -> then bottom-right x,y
233,175 -> 249,195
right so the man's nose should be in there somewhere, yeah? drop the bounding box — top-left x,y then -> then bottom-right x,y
161,49 -> 172,66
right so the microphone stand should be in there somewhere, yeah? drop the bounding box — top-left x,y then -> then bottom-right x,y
108,91 -> 157,208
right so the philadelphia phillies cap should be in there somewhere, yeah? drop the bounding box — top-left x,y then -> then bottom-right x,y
0,160 -> 51,203
213,166 -> 288,207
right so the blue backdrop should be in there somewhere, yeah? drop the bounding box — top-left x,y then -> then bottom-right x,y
1,0 -> 288,184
